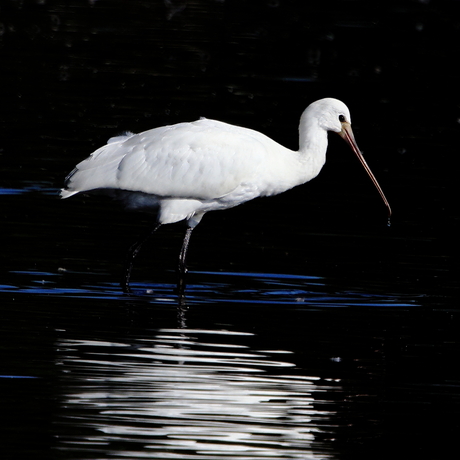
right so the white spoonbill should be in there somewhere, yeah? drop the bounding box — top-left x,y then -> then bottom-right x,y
61,98 -> 391,293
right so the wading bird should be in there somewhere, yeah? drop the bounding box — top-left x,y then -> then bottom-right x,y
61,98 -> 391,293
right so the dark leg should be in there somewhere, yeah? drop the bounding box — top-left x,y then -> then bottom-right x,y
177,226 -> 194,295
121,223 -> 161,293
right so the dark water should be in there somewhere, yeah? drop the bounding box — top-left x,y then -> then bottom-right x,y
1,1 -> 458,459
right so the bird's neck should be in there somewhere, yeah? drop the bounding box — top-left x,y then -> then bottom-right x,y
297,112 -> 329,181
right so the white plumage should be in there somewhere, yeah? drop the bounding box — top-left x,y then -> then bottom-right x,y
61,98 -> 391,292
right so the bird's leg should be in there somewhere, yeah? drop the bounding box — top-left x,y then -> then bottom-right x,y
177,226 -> 194,295
121,223 -> 161,293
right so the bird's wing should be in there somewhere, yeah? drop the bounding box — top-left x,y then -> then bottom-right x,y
63,119 -> 275,200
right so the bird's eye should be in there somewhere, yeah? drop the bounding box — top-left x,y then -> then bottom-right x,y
339,115 -> 346,122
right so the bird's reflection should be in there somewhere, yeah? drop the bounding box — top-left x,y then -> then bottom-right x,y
176,299 -> 188,327
54,328 -> 339,459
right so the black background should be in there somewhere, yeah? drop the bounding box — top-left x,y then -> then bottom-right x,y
1,1 -> 458,459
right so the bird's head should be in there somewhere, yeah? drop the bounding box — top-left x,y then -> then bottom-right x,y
305,98 -> 392,218
310,98 -> 353,134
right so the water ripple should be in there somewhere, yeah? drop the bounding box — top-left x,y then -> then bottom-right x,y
6,269 -> 419,309
55,329 -> 338,459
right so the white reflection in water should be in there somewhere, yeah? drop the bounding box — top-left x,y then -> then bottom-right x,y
55,328 -> 339,459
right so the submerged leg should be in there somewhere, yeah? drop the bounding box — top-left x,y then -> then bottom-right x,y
177,226 -> 194,294
121,223 -> 161,293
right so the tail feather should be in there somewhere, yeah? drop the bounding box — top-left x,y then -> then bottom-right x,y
60,133 -> 134,198
60,189 -> 79,199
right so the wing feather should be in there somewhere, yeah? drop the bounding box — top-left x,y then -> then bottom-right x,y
62,119 -> 273,200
